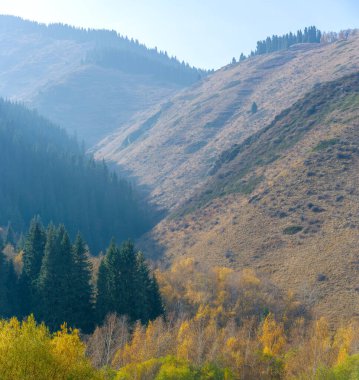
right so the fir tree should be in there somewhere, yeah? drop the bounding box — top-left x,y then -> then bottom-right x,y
96,257 -> 110,324
22,217 -> 46,281
19,217 -> 46,317
148,274 -> 165,321
135,252 -> 164,322
96,240 -> 164,324
38,225 -> 74,330
70,233 -> 94,332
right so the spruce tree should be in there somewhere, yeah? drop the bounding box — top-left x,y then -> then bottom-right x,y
96,240 -> 119,323
148,274 -> 165,321
135,252 -> 164,322
71,233 -> 94,332
118,241 -> 138,317
96,240 -> 164,324
96,257 -> 110,324
134,252 -> 152,322
22,217 -> 46,282
38,225 -> 74,330
19,217 -> 46,316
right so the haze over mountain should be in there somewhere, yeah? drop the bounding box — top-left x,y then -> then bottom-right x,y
0,99 -> 151,252
0,15 -> 206,146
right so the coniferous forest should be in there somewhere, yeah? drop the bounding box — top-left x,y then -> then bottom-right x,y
0,99 -> 152,252
0,218 -> 163,333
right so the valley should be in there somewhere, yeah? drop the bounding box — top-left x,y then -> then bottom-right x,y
0,12 -> 358,378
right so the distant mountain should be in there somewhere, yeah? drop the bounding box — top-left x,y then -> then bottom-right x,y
0,15 -> 207,145
0,99 -> 151,252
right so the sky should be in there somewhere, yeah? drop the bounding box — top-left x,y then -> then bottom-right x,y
0,0 -> 358,69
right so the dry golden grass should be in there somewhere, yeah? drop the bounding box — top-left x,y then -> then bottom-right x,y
96,33 -> 359,211
139,93 -> 359,324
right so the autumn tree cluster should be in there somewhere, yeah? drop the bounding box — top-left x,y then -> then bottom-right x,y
0,255 -> 358,379
86,259 -> 359,379
0,218 -> 163,332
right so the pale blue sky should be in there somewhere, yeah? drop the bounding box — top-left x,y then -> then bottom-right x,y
0,0 -> 358,69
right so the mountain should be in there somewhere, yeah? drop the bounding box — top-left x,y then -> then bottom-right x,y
141,72 -> 359,323
96,31 -> 359,211
0,99 -> 151,252
0,15 -> 207,146
96,31 -> 359,322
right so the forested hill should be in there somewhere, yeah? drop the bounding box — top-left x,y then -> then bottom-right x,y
0,15 -> 208,145
0,99 -> 151,252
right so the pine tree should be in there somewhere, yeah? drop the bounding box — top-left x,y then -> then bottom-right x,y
96,257 -> 110,324
136,252 -> 164,322
22,217 -> 46,282
148,274 -> 164,321
38,225 -> 74,330
19,217 -> 46,317
96,240 -> 164,324
70,233 -> 94,332
96,240 -> 118,324
118,241 -> 138,318
134,252 -> 152,322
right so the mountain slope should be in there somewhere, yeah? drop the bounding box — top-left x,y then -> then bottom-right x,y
141,72 -> 359,323
0,15 -> 206,145
96,31 -> 359,211
0,99 -> 151,252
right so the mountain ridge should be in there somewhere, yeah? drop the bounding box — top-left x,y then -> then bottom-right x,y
0,15 -> 207,145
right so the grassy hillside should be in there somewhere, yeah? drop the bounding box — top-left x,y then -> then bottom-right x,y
0,15 -> 206,145
96,31 -> 359,211
140,72 -> 359,323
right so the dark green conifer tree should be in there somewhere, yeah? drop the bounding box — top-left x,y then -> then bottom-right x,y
38,225 -> 74,330
96,240 -> 164,324
96,240 -> 118,323
148,274 -> 165,321
19,217 -> 46,317
135,252 -> 164,322
70,233 -> 94,332
96,257 -> 110,324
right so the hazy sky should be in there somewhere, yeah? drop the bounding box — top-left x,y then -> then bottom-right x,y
0,0 -> 358,69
